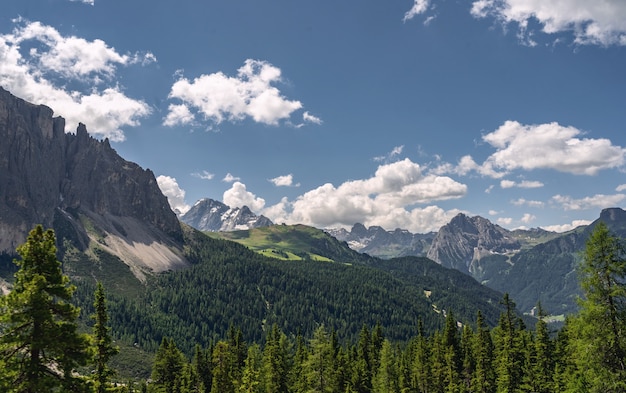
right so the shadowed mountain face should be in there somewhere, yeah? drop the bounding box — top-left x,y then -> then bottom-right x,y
0,87 -> 186,276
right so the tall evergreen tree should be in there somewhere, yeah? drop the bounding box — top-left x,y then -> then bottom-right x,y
0,225 -> 91,393
471,312 -> 494,393
93,281 -> 120,393
372,339 -> 400,393
493,293 -> 523,393
151,337 -> 186,393
303,325 -> 335,393
569,222 -> 626,392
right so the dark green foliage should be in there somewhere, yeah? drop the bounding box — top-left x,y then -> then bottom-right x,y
566,222 -> 626,392
0,225 -> 91,392
93,281 -> 120,393
151,337 -> 187,393
101,228 -> 511,357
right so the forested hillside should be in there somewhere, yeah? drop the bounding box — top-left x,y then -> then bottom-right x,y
75,225 -> 509,356
2,223 -> 625,392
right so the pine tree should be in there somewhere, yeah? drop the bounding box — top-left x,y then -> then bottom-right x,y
493,293 -> 523,393
470,312 -> 494,393
211,341 -> 235,393
304,325 -> 335,393
568,222 -> 626,392
151,337 -> 186,393
93,281 -> 120,393
372,339 -> 400,393
239,343 -> 263,393
261,324 -> 289,393
0,225 -> 91,392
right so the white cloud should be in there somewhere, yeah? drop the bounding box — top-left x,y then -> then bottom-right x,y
520,213 -> 536,224
511,198 -> 545,208
261,158 -> 467,233
617,184 -> 626,192
223,173 -> 241,183
488,210 -> 499,215
223,182 -> 266,211
481,121 -> 625,176
497,217 -> 513,226
500,179 -> 544,189
165,59 -> 304,127
403,0 -> 431,22
303,111 -> 322,125
163,104 -> 195,127
374,145 -> 405,162
551,193 -> 626,211
541,219 -> 592,233
0,19 -> 152,141
471,0 -> 626,46
191,170 -> 215,180
156,175 -> 190,214
269,174 -> 299,187
71,0 -> 95,4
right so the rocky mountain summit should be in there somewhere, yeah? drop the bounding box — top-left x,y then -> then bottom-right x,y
426,213 -> 522,273
0,87 -> 187,277
180,198 -> 273,232
326,223 -> 435,258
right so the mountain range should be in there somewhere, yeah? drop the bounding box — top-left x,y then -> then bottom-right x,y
0,88 -> 519,374
320,208 -> 626,315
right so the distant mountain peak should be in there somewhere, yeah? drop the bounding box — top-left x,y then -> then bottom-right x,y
326,223 -> 434,259
427,214 -> 520,272
180,198 -> 273,232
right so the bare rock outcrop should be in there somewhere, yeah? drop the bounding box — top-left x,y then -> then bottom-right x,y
0,87 -> 186,275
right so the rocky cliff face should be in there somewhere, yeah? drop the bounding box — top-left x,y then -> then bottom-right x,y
180,198 -> 273,232
0,87 -> 186,276
326,223 -> 434,259
426,213 -> 521,272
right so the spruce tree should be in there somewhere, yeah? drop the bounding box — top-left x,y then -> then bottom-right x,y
93,281 -> 120,393
0,225 -> 91,392
151,337 -> 186,393
569,222 -> 626,392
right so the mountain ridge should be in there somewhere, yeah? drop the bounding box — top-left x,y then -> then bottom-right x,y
180,198 -> 272,232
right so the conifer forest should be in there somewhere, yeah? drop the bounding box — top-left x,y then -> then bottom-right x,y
1,223 -> 625,393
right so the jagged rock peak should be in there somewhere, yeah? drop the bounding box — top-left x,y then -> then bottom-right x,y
180,198 -> 273,232
0,87 -> 183,252
427,213 -> 520,272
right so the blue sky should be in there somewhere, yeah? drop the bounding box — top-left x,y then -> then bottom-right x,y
2,0 -> 625,233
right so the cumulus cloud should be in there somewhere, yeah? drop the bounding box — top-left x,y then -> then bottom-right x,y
156,175 -> 190,214
164,59 -> 304,127
223,182 -> 266,211
71,0 -> 94,4
500,179 -> 544,189
261,158 -> 466,233
511,198 -> 545,208
269,174 -> 299,187
191,170 -> 215,180
0,19 -> 153,141
471,0 -> 626,46
617,184 -> 626,192
403,0 -> 431,22
497,217 -> 513,226
551,193 -> 626,211
223,173 -> 241,183
541,219 -> 592,233
481,121 -> 625,176
520,213 -> 536,224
